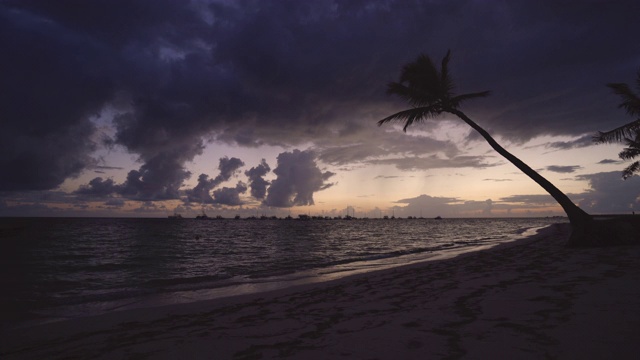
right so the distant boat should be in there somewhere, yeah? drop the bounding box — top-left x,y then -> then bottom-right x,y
195,210 -> 209,220
434,216 -> 443,220
168,213 -> 183,219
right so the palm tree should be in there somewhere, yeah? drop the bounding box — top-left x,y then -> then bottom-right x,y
594,69 -> 640,179
379,51 -> 592,246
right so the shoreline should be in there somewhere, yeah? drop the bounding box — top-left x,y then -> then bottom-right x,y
4,222 -> 550,330
3,223 -> 640,358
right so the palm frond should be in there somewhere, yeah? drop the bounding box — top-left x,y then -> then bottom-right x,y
622,161 -> 640,179
400,54 -> 439,91
607,82 -> 640,116
377,106 -> 442,132
450,91 -> 491,107
380,51 -> 490,132
594,119 -> 640,143
619,138 -> 640,160
440,50 -> 454,96
387,82 -> 438,107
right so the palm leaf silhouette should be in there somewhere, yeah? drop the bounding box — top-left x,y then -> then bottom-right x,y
595,69 -> 640,178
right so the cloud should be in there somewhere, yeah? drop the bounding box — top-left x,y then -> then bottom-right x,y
245,159 -> 271,200
185,156 -> 245,204
374,175 -> 403,179
95,165 -> 124,171
212,181 -> 248,206
545,165 -> 582,174
117,151 -> 194,200
576,171 -> 640,213
498,194 -> 557,205
543,135 -> 595,150
214,157 -> 245,185
264,149 -> 335,207
185,174 -> 216,204
393,195 -> 505,217
368,155 -> 500,171
598,159 -> 623,165
104,198 -> 125,207
1,0 -> 638,196
75,177 -> 120,198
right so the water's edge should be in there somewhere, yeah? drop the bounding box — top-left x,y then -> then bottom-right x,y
14,223 -> 555,330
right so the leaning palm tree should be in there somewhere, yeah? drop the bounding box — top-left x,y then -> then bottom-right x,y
594,69 -> 640,179
379,51 -> 592,246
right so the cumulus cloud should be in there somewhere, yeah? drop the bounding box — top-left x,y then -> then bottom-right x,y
264,150 -> 335,207
215,157 -> 245,185
245,159 -> 271,200
576,172 -> 640,213
185,174 -> 216,204
185,156 -> 245,204
75,177 -> 119,198
119,151 -> 194,200
212,181 -> 248,206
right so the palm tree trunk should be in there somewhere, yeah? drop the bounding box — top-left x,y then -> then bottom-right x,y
448,109 -> 592,245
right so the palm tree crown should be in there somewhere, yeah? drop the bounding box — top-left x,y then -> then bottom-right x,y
378,51 -> 490,131
594,69 -> 640,178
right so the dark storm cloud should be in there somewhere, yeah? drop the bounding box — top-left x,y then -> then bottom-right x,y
185,156 -> 245,204
264,150 -> 335,207
2,0 -> 639,195
245,159 -> 271,200
545,165 -> 583,174
118,150 -> 194,200
212,181 -> 248,206
576,172 -> 640,213
0,4 -> 111,191
215,157 -> 245,184
75,177 -> 119,198
185,174 -> 217,204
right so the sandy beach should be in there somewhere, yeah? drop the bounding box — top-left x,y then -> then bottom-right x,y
2,223 -> 640,359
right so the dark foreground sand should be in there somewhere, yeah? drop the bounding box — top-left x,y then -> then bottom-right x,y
2,223 -> 640,359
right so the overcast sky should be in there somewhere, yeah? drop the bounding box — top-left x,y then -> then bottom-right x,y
1,0 -> 639,218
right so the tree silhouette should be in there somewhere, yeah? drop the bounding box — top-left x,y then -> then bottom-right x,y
594,69 -> 640,179
379,51 -> 592,245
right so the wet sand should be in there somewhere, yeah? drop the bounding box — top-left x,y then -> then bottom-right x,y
2,223 -> 640,359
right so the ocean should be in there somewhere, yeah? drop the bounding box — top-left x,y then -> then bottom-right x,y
0,217 -> 565,329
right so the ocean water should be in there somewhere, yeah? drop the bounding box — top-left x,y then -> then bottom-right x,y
0,217 -> 565,329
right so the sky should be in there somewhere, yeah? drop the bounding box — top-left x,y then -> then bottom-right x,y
1,0 -> 639,218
